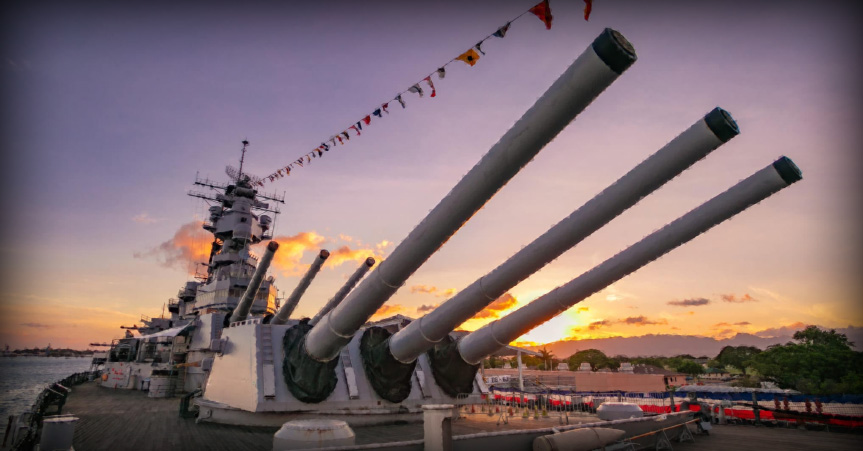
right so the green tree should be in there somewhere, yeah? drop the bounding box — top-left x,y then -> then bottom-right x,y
664,357 -> 687,372
629,356 -> 666,368
675,360 -> 705,377
716,345 -> 761,375
486,355 -> 499,369
567,349 -> 619,371
750,326 -> 863,395
705,359 -> 724,371
792,326 -> 853,347
520,354 -> 542,369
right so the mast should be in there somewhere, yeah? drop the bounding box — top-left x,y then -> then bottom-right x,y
237,140 -> 249,183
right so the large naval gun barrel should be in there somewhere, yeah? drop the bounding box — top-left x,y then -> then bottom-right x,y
456,157 -> 802,367
310,257 -> 375,326
387,107 -> 740,363
304,28 -> 638,363
229,241 -> 279,323
270,250 -> 329,325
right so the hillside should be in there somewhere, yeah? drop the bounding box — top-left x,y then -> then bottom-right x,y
529,326 -> 863,358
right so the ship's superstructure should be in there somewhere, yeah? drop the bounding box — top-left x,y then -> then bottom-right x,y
102,142 -> 287,394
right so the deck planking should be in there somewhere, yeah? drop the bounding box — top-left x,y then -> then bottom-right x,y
673,424 -> 861,451
64,382 -> 577,450
64,383 -> 275,451
62,382 -> 861,450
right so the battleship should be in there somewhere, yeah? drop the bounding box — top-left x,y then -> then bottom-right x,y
6,27 -> 806,451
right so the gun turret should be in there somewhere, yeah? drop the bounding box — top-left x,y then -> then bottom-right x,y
229,241 -> 280,323
302,28 -> 638,366
270,249 -> 330,325
387,107 -> 740,365
310,257 -> 375,326
417,157 -> 801,395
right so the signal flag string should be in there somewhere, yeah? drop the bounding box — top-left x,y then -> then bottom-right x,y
259,0 -> 593,186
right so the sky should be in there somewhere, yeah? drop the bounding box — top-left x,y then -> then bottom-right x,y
1,0 -> 861,350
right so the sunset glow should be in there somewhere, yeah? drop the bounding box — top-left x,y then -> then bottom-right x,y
2,0 -> 860,352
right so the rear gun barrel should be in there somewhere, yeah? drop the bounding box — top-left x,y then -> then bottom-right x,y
310,257 -> 375,326
305,28 -> 638,362
388,107 -> 740,363
457,156 -> 802,364
270,249 -> 329,325
229,241 -> 279,323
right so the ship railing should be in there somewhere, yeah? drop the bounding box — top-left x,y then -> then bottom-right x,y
6,370 -> 102,451
474,386 -> 863,430
685,392 -> 863,430
465,386 -> 595,423
194,175 -> 229,190
255,189 -> 285,204
229,317 -> 262,328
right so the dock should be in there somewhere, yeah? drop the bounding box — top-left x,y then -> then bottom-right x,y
63,382 -> 859,450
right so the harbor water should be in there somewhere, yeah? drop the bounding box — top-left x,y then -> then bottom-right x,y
0,356 -> 91,442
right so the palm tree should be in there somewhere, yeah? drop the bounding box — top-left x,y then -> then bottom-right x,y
538,346 -> 555,371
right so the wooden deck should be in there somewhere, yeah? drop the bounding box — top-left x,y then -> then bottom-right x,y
63,381 -> 860,450
63,382 -> 569,450
673,423 -> 860,451
65,383 -> 274,451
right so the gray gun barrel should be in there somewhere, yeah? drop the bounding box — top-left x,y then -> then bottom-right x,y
388,107 -> 740,363
309,257 -> 375,326
270,249 -> 330,325
458,157 -> 802,364
305,28 -> 638,362
229,241 -> 279,323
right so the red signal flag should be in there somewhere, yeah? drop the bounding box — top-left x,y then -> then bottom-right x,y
529,0 -> 553,30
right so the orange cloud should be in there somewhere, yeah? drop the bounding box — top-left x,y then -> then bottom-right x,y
133,221 -> 211,273
586,316 -> 669,330
417,304 -> 438,313
411,285 -> 437,294
511,340 -> 540,348
471,293 -> 518,319
713,328 -> 737,339
667,298 -> 710,307
620,316 -> 668,326
267,231 -> 327,276
371,304 -> 407,319
721,293 -> 758,303
577,307 -> 589,313
326,245 -> 378,268
409,284 -> 456,298
263,232 -> 387,277
588,320 -> 612,330
139,225 -> 388,279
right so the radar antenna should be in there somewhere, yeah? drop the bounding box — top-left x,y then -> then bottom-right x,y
225,140 -> 263,185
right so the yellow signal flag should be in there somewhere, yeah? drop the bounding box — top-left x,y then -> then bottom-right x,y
457,48 -> 480,67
